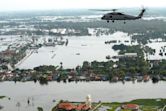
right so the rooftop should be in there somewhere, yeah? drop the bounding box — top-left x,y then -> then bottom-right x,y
57,102 -> 90,111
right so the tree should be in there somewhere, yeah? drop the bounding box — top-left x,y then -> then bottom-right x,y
37,107 -> 43,111
82,61 -> 90,71
118,69 -> 125,78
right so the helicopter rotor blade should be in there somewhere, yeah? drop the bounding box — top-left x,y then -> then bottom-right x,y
89,9 -> 118,12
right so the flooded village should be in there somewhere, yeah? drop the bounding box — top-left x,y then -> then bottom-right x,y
0,9 -> 166,111
0,33 -> 166,84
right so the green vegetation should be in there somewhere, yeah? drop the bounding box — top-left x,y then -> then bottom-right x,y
37,107 -> 43,111
151,60 -> 166,76
0,96 -> 5,99
80,45 -> 151,79
9,45 -> 166,82
126,99 -> 166,107
34,65 -> 58,74
51,106 -> 57,111
112,45 -> 150,75
98,99 -> 166,111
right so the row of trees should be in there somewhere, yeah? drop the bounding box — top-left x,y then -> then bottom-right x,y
10,44 -> 165,81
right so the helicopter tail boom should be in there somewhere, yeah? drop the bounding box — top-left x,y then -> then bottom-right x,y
137,9 -> 146,18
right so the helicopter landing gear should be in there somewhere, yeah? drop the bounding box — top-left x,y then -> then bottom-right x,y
112,20 -> 115,23
107,20 -> 109,23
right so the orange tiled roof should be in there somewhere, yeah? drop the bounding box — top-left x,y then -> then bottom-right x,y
122,104 -> 139,109
58,102 -> 76,110
58,102 -> 90,111
76,104 -> 90,110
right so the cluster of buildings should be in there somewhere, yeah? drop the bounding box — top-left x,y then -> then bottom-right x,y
0,35 -> 70,81
67,70 -> 109,82
0,65 -> 109,82
0,64 -> 164,83
54,95 -> 141,111
56,95 -> 92,111
0,70 -> 33,81
44,37 -> 68,46
49,28 -> 81,36
0,36 -> 31,71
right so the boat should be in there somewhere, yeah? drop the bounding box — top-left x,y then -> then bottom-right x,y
81,44 -> 87,46
76,53 -> 80,55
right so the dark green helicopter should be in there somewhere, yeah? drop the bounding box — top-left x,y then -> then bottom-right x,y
92,8 -> 146,23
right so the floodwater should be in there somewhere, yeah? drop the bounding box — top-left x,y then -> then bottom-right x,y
1,32 -> 166,111
1,32 -> 165,69
147,42 -> 166,60
16,32 -> 134,69
0,81 -> 166,111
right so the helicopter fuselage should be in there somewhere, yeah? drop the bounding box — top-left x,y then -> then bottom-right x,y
101,12 -> 139,21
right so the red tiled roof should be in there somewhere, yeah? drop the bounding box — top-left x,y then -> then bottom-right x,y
122,104 -> 139,110
58,103 -> 90,111
58,102 -> 76,110
76,104 -> 90,110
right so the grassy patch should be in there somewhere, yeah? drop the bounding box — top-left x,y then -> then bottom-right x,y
96,99 -> 166,111
126,99 -> 166,107
0,96 -> 6,99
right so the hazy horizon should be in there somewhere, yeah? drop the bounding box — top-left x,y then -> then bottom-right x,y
0,0 -> 166,12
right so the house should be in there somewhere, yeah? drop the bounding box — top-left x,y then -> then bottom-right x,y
47,75 -> 53,81
76,104 -> 90,111
77,76 -> 87,81
112,53 -> 137,59
124,53 -> 137,58
58,102 -> 76,111
121,104 -> 139,111
111,76 -> 119,82
57,102 -> 91,111
52,73 -> 60,80
143,75 -> 150,82
137,76 -> 143,82
44,38 -> 56,46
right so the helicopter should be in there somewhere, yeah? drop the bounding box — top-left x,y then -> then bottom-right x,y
92,8 -> 146,23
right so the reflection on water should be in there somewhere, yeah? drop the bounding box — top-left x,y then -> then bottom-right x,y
0,81 -> 166,111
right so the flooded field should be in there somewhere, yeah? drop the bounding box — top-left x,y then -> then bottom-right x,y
15,32 -> 135,69
0,81 -> 166,111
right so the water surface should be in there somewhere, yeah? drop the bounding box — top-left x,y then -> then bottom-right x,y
0,81 -> 166,111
